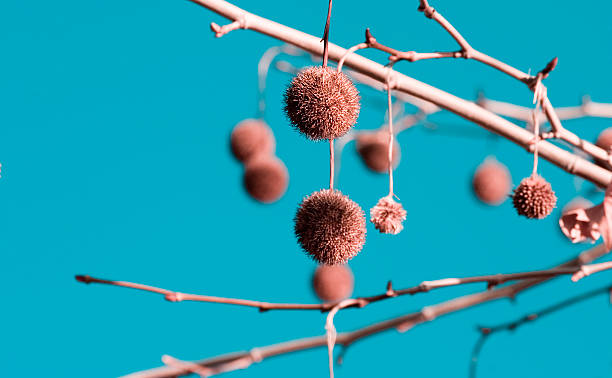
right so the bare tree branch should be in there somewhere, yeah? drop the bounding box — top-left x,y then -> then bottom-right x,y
120,244 -> 610,378
187,0 -> 612,186
469,283 -> 612,378
75,258 -> 612,312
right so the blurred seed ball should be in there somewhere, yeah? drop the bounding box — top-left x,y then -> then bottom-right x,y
594,127 -> 612,169
230,119 -> 275,163
243,156 -> 288,204
370,196 -> 406,235
512,174 -> 557,219
294,189 -> 366,265
561,196 -> 593,214
284,66 -> 360,140
356,131 -> 401,173
472,158 -> 512,205
312,264 -> 354,302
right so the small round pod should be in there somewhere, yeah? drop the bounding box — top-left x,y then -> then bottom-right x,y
355,131 -> 401,173
284,66 -> 360,140
294,189 -> 366,265
512,174 -> 557,219
243,156 -> 288,204
594,127 -> 612,169
370,196 -> 406,235
312,264 -> 354,302
472,158 -> 512,205
230,119 -> 275,163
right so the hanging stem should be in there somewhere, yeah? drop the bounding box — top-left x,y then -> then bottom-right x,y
256,46 -> 282,119
322,0 -> 334,190
532,111 -> 540,176
329,139 -> 335,190
321,0 -> 333,68
387,72 -> 395,197
531,74 -> 543,177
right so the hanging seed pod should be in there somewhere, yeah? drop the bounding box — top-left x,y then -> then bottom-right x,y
512,174 -> 557,219
356,131 -> 401,173
230,119 -> 275,163
243,156 -> 288,204
284,66 -> 360,140
472,158 -> 512,205
370,196 -> 406,235
312,264 -> 354,302
294,189 -> 366,265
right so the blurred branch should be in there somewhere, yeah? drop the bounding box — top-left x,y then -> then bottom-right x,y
469,283 -> 612,378
478,95 -> 612,125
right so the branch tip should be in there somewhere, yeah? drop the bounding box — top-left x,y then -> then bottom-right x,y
386,280 -> 396,296
479,327 -> 491,335
540,57 -> 558,78
75,275 -> 92,284
364,28 -> 374,44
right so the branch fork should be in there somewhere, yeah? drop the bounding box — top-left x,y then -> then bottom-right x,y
210,15 -> 248,38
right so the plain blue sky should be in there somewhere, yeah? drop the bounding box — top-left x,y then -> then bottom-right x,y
1,0 -> 611,377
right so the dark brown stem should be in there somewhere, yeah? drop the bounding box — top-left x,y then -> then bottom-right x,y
321,0 -> 332,68
365,28 -> 461,63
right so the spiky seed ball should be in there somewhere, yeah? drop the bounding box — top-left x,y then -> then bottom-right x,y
472,159 -> 512,205
284,66 -> 360,140
370,196 -> 407,235
312,264 -> 354,302
356,131 -> 401,173
512,175 -> 557,219
230,119 -> 275,163
243,156 -> 288,204
595,128 -> 612,169
294,189 -> 366,265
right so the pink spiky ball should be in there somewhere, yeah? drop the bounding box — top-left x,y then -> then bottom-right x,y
284,66 -> 360,140
294,189 -> 366,265
512,175 -> 557,219
370,196 -> 406,235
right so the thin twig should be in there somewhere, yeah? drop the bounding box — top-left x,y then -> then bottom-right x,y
120,245 -> 610,378
469,283 -> 612,378
478,95 -> 612,124
414,0 -> 609,164
75,258 -> 612,313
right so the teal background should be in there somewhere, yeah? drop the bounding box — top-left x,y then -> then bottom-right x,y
1,0 -> 611,377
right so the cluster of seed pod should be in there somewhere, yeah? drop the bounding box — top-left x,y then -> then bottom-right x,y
471,155 -> 557,220
230,119 -> 288,203
285,66 -> 367,266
